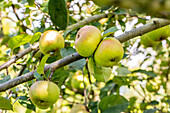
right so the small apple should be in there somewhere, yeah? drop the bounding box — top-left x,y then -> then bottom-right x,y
70,104 -> 89,113
29,81 -> 60,109
146,80 -> 160,92
75,25 -> 101,57
71,70 -> 90,92
39,30 -> 65,56
94,38 -> 124,67
91,0 -> 115,7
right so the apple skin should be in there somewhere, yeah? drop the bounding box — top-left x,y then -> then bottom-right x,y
70,104 -> 89,113
94,38 -> 124,67
140,34 -> 159,47
75,25 -> 101,57
29,81 -> 60,109
149,25 -> 170,41
71,70 -> 90,92
91,0 -> 115,7
39,30 -> 65,55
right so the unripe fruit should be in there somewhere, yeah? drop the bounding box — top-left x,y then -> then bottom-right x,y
94,38 -> 124,67
75,25 -> 101,57
29,81 -> 60,109
71,70 -> 90,91
39,30 -> 65,55
146,80 -> 160,92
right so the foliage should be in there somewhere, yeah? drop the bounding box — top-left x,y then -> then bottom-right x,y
0,0 -> 169,113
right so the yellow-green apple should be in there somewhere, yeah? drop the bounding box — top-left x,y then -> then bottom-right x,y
29,81 -> 60,109
91,0 -> 114,7
140,34 -> 159,47
71,70 -> 90,92
149,25 -> 170,41
70,104 -> 89,113
94,38 -> 124,67
75,25 -> 101,57
39,30 -> 65,56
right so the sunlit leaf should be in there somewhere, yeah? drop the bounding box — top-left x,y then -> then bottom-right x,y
0,96 -> 13,110
37,54 -> 50,74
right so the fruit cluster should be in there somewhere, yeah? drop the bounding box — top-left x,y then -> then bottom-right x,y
75,25 -> 124,67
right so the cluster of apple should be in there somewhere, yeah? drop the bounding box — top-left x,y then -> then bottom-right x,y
141,25 -> 170,47
75,25 -> 124,67
29,25 -> 124,109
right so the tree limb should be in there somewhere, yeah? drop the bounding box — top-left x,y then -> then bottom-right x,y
0,18 -> 170,92
0,44 -> 39,71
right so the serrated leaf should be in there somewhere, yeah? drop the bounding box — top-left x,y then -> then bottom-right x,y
8,34 -> 32,50
0,75 -> 11,84
30,32 -> 41,44
131,69 -> 157,77
102,26 -> 118,38
116,67 -> 131,76
88,57 -> 112,82
0,96 -> 13,110
48,0 -> 68,30
99,94 -> 129,112
37,54 -> 50,74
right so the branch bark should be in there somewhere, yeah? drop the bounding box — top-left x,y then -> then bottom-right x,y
0,18 -> 170,92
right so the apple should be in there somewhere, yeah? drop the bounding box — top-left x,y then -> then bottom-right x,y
149,25 -> 170,41
94,38 -> 124,67
71,70 -> 90,92
29,81 -> 60,109
70,104 -> 89,113
39,30 -> 65,56
75,25 -> 101,57
146,80 -> 160,92
140,34 -> 159,47
91,0 -> 115,7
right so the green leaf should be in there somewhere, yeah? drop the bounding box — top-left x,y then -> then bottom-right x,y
48,0 -> 68,30
0,75 -> 11,84
8,34 -> 32,50
33,71 -> 43,80
37,54 -> 50,74
0,96 -> 13,110
61,47 -> 86,70
113,8 -> 127,15
40,1 -> 49,13
88,57 -> 112,82
18,96 -> 35,111
143,109 -> 157,113
100,83 -> 115,99
102,27 -> 118,38
30,32 -> 41,44
99,94 -> 129,112
113,76 -> 137,86
116,67 -> 131,76
52,67 -> 69,87
27,0 -> 35,6
131,69 -> 157,77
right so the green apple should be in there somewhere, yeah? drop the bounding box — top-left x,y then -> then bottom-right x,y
91,0 -> 115,7
39,30 -> 65,56
75,25 -> 101,57
70,104 -> 89,113
29,81 -> 60,109
149,25 -> 170,41
140,34 -> 159,47
94,38 -> 124,67
146,80 -> 160,92
71,70 -> 90,92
